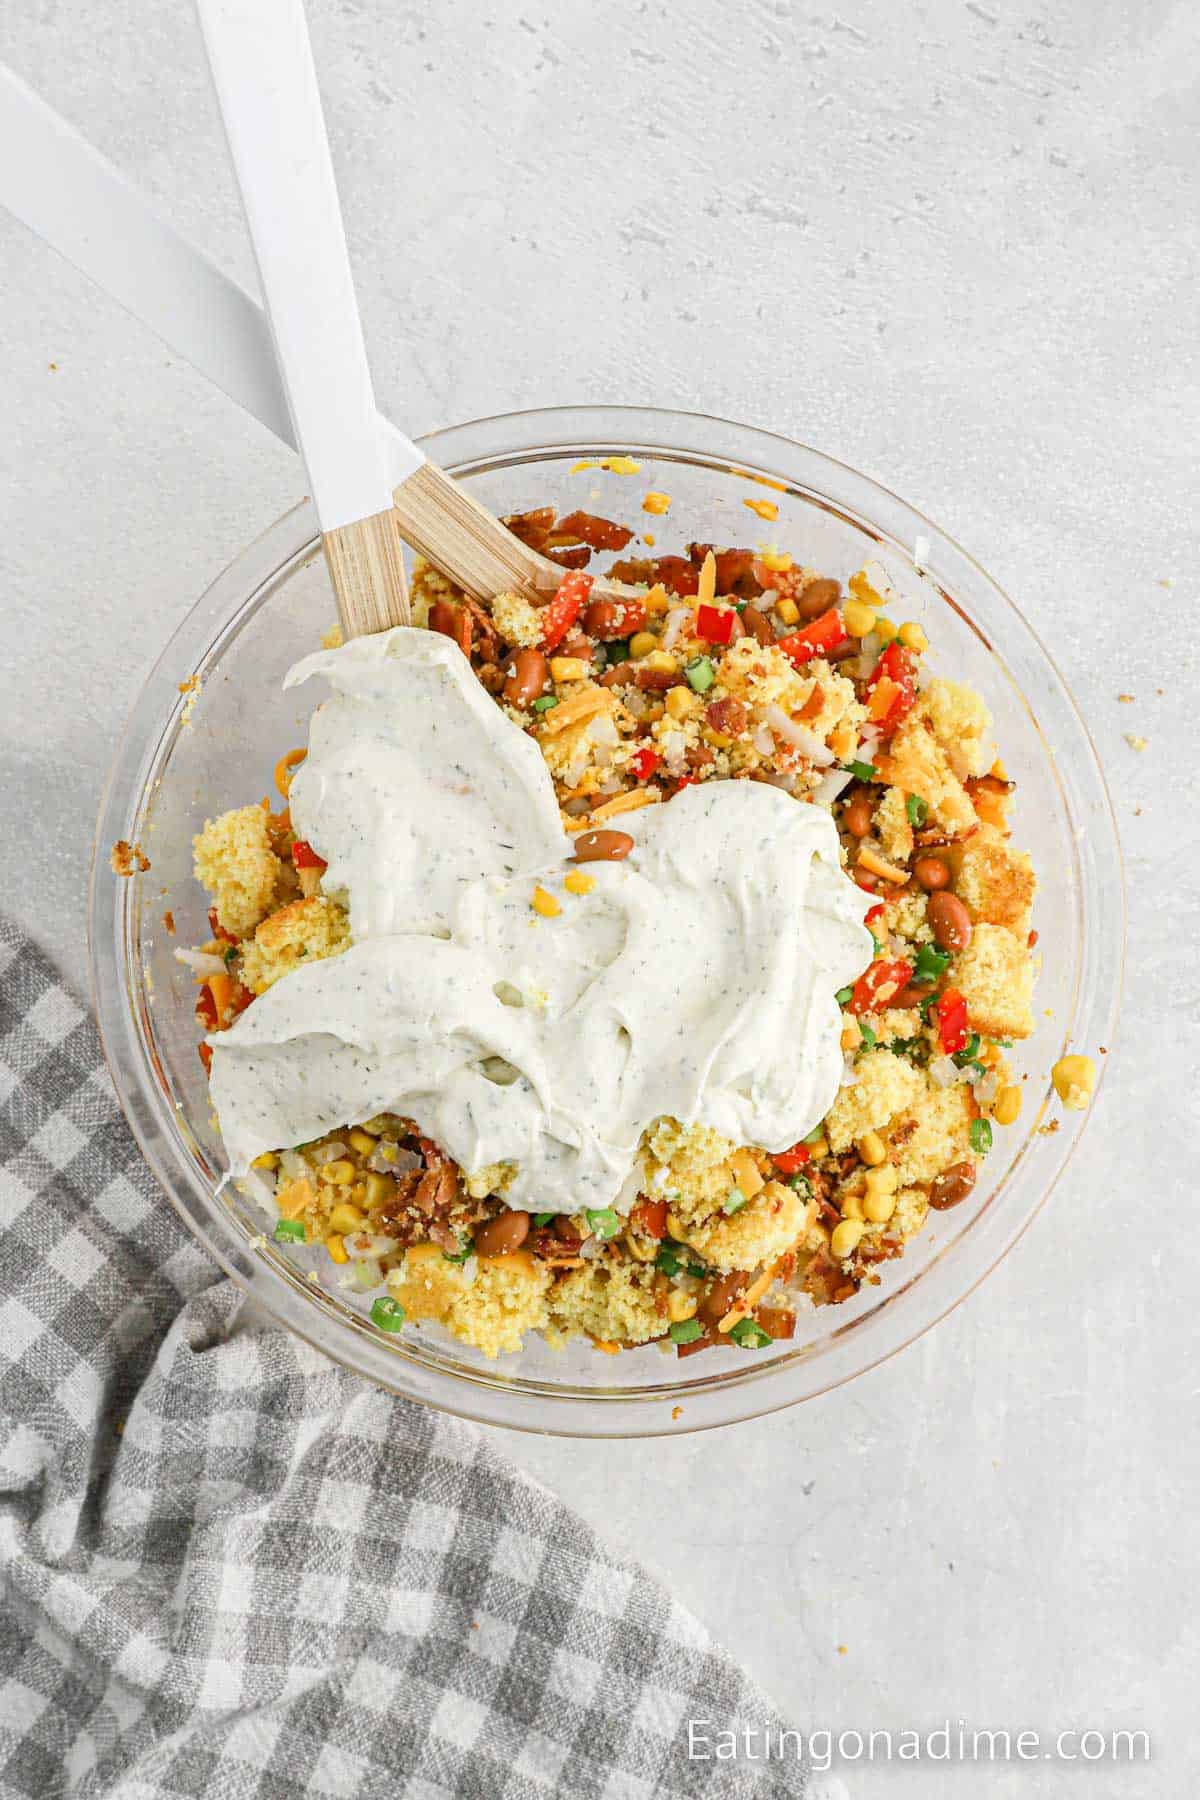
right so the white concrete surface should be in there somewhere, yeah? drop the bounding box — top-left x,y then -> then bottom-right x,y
1,2 -> 1195,1793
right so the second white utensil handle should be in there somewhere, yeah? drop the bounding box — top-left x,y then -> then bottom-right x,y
195,0 -> 423,530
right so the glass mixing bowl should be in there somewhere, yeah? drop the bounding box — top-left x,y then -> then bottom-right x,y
89,406 -> 1122,1436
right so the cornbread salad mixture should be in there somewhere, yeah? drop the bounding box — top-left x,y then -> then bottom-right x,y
187,492 -> 1090,1360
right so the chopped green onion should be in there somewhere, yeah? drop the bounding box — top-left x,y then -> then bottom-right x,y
656,1244 -> 683,1277
531,695 -> 558,712
969,1118 -> 993,1155
803,1124 -> 827,1145
370,1296 -> 406,1332
585,1207 -> 622,1240
905,794 -> 929,827
685,655 -> 716,693
835,985 -> 854,1006
273,1218 -> 306,1244
952,1032 -> 982,1068
913,943 -> 951,983
605,640 -> 630,665
729,1318 -> 772,1349
669,1318 -> 703,1345
844,759 -> 878,782
223,944 -> 238,966
919,993 -> 939,1024
858,1021 -> 877,1048
869,932 -> 883,956
533,1212 -> 555,1228
442,1241 -> 473,1264
787,1172 -> 813,1197
722,1186 -> 748,1216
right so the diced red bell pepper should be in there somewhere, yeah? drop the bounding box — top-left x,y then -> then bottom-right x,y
195,985 -> 219,1032
864,641 -> 918,735
198,1042 -> 213,1075
291,839 -> 327,871
776,606 -> 846,667
540,572 -> 594,650
772,1141 -> 811,1176
651,556 -> 700,597
631,1197 -> 668,1239
864,903 -> 885,927
848,958 -> 913,1014
672,774 -> 698,794
207,906 -> 238,946
936,987 -> 970,1056
695,602 -> 736,645
629,745 -> 661,781
854,872 -> 878,894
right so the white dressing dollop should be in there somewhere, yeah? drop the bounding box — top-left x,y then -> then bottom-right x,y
210,627 -> 873,1214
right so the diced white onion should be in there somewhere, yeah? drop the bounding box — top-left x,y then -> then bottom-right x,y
311,1140 -> 347,1165
764,704 -> 835,766
662,606 -> 695,650
279,1149 -> 308,1183
753,723 -> 776,756
811,766 -> 854,807
345,1232 -> 398,1258
351,1258 -> 383,1290
973,1071 -> 1000,1106
929,1055 -> 959,1089
174,948 -> 227,978
589,712 -> 618,746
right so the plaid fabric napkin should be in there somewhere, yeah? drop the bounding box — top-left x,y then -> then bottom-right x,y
0,918 -> 825,1799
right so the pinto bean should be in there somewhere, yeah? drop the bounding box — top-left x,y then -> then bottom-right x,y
798,577 -> 841,619
843,793 -> 874,837
913,854 -> 951,891
698,1270 -> 749,1328
740,604 -> 775,647
928,890 -> 973,952
503,647 -> 549,708
928,1163 -> 976,1211
473,1210 -> 531,1256
584,597 -> 645,640
571,829 -> 635,863
892,983 -> 934,1009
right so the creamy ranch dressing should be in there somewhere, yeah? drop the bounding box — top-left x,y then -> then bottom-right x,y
210,627 -> 874,1215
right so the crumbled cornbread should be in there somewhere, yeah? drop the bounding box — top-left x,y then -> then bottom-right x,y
193,804 -> 283,939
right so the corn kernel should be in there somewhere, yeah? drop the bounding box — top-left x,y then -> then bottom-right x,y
841,1192 -> 864,1221
993,1084 -> 1022,1126
564,869 -> 595,896
550,656 -> 589,683
364,1173 -> 395,1209
775,596 -> 800,625
863,1187 -> 897,1224
898,621 -> 928,653
759,550 -> 793,573
642,491 -> 671,514
830,1218 -> 865,1259
843,598 -> 877,638
642,648 -> 678,674
629,631 -> 657,659
667,1290 -> 698,1323
347,1128 -> 377,1156
1052,1055 -> 1096,1110
251,1151 -> 279,1171
829,724 -> 856,761
328,1200 -> 366,1234
319,1159 -> 355,1185
665,685 -> 700,720
806,1137 -> 829,1162
704,729 -> 732,749
325,1234 -> 349,1264
643,532 -> 656,546
874,615 -> 898,644
856,1131 -> 886,1167
643,584 -> 670,615
603,455 -> 641,475
531,885 -> 561,918
864,1165 -> 898,1202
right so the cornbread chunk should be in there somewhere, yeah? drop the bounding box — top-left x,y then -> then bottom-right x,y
644,1118 -> 740,1224
952,826 -> 1037,938
240,896 -> 351,994
491,587 -> 544,648
875,714 -> 977,837
873,785 -> 915,863
548,1260 -> 666,1346
464,1162 -> 516,1201
881,889 -> 935,944
193,803 -> 283,939
884,1085 -> 974,1187
955,923 -> 1036,1039
681,1179 -> 810,1273
410,557 -> 463,630
389,1246 -> 551,1358
916,679 -> 994,779
825,1050 -> 926,1153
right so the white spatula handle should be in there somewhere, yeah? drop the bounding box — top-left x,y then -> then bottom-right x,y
194,0 -> 422,532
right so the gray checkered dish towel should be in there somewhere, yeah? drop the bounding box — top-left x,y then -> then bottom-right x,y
0,917 -> 832,1800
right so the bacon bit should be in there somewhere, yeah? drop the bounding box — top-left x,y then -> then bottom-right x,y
756,1306 -> 796,1340
207,906 -> 238,946
648,555 -> 700,597
162,910 -> 176,936
631,1197 -> 668,1238
504,506 -> 556,548
546,545 -> 593,570
706,696 -> 749,738
110,840 -> 150,877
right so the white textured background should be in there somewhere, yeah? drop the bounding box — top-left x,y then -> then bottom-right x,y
1,2 -> 1195,1794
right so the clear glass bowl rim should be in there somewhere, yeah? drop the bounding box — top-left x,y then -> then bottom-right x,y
89,403 -> 1124,1437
